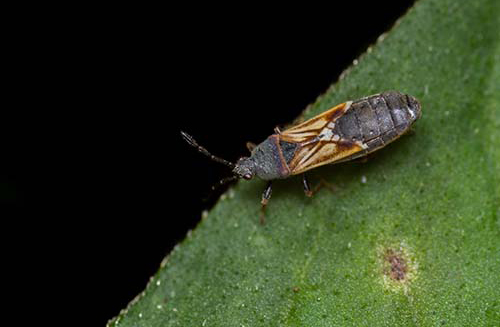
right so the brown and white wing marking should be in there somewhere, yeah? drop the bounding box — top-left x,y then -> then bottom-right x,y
278,101 -> 368,175
279,102 -> 350,143
288,138 -> 365,175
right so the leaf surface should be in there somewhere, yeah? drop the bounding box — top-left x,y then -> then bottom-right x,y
110,0 -> 500,325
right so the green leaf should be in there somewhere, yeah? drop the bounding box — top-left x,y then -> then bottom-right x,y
109,0 -> 500,325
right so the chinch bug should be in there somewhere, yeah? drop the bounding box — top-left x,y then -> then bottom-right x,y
182,91 -> 421,222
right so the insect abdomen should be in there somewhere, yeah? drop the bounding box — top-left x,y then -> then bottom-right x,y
335,91 -> 421,160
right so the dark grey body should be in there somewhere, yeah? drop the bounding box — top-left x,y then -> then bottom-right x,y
234,91 -> 421,180
333,91 -> 421,162
235,135 -> 288,180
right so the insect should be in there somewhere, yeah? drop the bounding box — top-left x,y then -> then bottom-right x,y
182,91 -> 421,222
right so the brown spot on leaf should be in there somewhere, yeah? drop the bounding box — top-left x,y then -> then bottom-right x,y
385,249 -> 407,281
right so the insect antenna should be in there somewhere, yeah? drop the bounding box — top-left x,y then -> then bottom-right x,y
181,131 -> 236,169
211,175 -> 239,190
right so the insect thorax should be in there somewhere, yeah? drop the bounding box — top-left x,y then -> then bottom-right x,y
245,135 -> 294,180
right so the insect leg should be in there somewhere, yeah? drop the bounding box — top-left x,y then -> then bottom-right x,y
246,141 -> 256,152
302,175 -> 338,197
302,174 -> 313,197
260,181 -> 273,224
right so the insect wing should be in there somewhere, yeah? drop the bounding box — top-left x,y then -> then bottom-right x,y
288,139 -> 364,174
279,102 -> 347,143
278,101 -> 366,175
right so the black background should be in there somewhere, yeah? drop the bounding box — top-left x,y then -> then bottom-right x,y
1,1 -> 415,325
